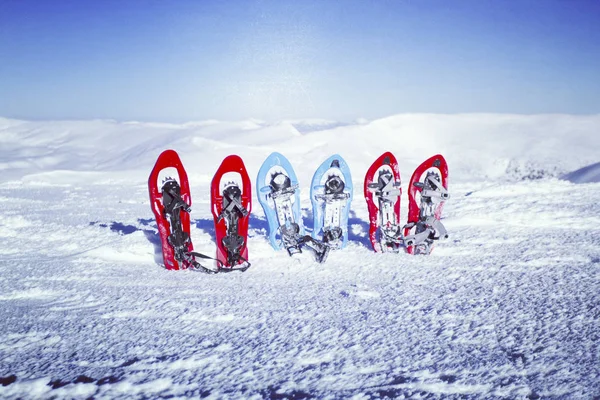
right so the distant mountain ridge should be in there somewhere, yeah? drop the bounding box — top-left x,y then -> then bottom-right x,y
1,113 -> 599,184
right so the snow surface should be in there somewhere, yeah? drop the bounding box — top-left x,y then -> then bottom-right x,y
0,113 -> 599,399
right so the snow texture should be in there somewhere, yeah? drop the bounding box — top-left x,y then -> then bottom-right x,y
0,113 -> 599,399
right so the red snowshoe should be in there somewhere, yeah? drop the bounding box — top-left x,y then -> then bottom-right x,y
211,155 -> 252,271
364,152 -> 402,252
149,150 -> 220,272
149,150 -> 194,270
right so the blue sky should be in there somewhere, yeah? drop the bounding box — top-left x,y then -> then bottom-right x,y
1,0 -> 599,122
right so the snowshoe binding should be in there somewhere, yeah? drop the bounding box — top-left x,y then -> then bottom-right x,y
403,155 -> 449,255
311,155 -> 353,250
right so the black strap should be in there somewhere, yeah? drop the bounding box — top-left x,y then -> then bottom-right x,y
222,233 -> 246,267
298,235 -> 330,263
218,254 -> 251,272
216,185 -> 251,270
279,221 -> 330,263
217,186 -> 248,222
322,227 -> 343,244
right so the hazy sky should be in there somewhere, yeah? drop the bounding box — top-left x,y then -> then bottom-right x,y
1,0 -> 599,122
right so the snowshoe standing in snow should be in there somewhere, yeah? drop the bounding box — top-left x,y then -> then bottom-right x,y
311,154 -> 353,250
211,155 -> 252,271
364,152 -> 403,253
403,154 -> 450,255
148,150 -> 220,272
257,152 -> 329,263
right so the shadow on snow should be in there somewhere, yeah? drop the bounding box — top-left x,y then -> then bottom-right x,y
89,209 -> 372,265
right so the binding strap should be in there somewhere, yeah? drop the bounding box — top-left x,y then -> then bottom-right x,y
216,185 -> 251,270
278,221 -> 330,263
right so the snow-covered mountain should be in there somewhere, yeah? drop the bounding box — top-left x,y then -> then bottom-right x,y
0,113 -> 599,399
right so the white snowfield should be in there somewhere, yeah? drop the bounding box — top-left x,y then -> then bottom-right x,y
0,113 -> 599,399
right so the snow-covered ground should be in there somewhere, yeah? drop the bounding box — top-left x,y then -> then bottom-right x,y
0,114 -> 599,399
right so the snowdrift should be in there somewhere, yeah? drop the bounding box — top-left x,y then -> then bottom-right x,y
562,161 -> 600,184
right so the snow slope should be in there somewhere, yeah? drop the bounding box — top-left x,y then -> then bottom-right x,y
0,114 -> 599,399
